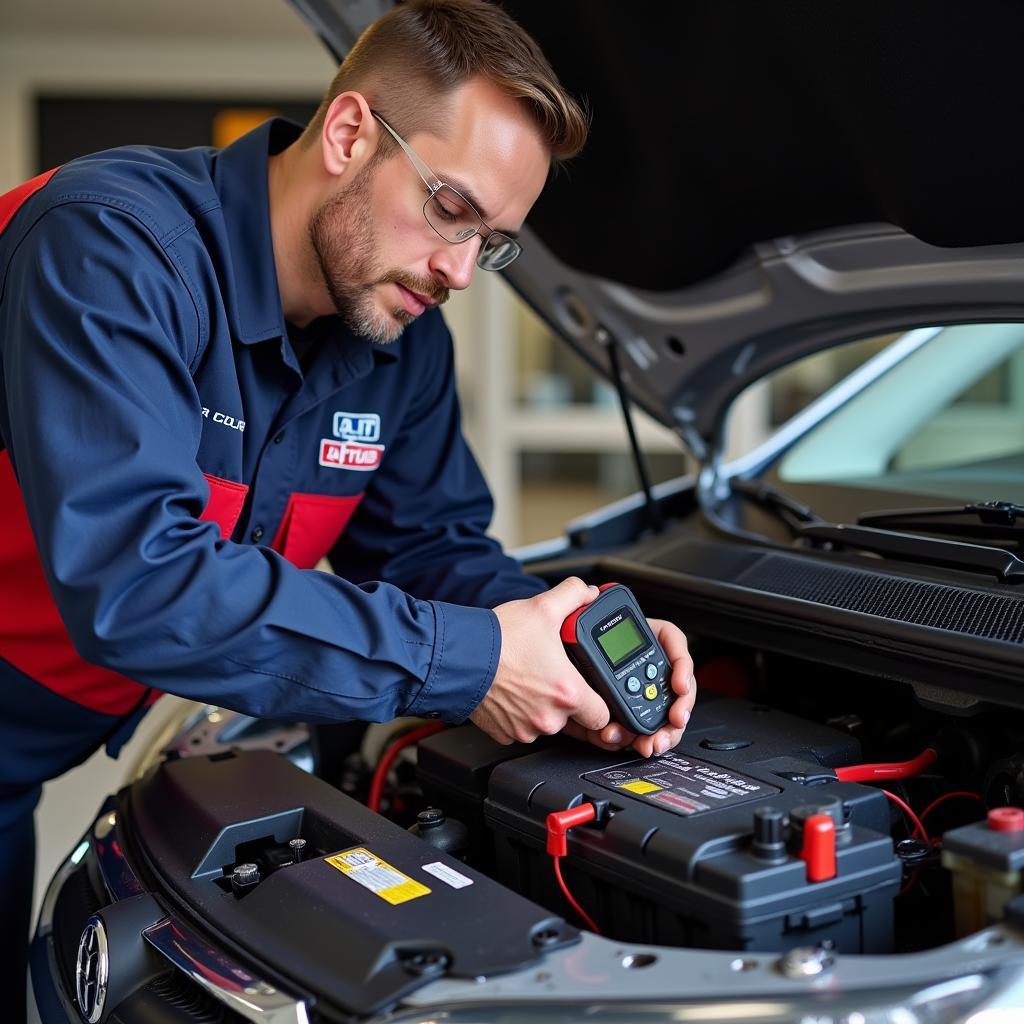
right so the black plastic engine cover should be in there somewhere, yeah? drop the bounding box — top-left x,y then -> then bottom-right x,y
123,749 -> 577,1017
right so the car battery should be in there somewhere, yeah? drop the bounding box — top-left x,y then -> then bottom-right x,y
420,698 -> 901,953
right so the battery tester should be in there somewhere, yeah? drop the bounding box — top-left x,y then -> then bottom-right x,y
560,583 -> 673,735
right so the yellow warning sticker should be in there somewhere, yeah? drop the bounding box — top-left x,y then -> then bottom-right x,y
619,780 -> 664,795
325,847 -> 431,905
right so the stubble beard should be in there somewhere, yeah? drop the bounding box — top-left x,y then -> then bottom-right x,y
309,172 -> 449,344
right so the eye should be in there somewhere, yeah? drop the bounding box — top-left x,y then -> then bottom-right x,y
429,195 -> 460,223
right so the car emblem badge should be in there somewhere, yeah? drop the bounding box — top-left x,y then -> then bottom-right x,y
75,916 -> 109,1023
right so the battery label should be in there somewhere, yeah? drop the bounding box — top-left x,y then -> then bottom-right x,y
583,753 -> 780,817
325,847 -> 431,905
422,861 -> 474,889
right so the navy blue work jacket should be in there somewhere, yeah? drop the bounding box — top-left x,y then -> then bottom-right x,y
0,119 -> 543,822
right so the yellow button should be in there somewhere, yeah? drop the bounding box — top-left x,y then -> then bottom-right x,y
644,683 -> 659,700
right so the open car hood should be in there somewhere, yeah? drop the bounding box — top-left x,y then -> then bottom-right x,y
292,0 -> 1024,461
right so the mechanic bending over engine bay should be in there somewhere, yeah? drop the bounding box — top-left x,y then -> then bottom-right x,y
0,2 -> 698,1014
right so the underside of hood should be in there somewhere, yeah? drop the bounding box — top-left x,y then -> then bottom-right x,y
505,0 -> 1024,289
295,0 -> 1024,456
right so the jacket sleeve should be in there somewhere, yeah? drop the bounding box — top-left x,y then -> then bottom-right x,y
0,201 -> 498,724
328,313 -> 548,623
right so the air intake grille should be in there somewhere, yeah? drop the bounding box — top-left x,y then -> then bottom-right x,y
734,555 -> 1024,644
146,971 -> 232,1022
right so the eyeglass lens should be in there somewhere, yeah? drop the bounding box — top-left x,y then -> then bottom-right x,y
424,185 -> 479,243
423,184 -> 521,270
477,233 -> 521,271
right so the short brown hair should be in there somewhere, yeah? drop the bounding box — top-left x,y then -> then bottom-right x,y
302,0 -> 588,166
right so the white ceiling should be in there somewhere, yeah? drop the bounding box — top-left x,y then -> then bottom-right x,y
0,0 -> 313,39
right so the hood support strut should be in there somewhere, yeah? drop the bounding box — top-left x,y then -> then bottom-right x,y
599,326 -> 663,535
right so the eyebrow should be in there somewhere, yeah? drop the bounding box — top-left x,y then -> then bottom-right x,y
438,171 -> 520,240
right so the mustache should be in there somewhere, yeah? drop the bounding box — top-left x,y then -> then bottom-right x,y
378,272 -> 449,306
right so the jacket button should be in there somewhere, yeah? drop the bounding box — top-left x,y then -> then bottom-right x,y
273,432 -> 285,444
250,525 -> 265,542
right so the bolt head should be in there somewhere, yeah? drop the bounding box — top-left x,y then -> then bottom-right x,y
777,942 -> 835,979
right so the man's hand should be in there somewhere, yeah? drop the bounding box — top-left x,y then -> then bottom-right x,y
561,618 -> 696,757
471,578 -> 611,744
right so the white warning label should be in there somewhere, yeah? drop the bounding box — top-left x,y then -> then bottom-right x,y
422,861 -> 474,889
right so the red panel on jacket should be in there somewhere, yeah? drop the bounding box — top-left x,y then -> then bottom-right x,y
270,492 -> 363,569
0,458 -> 255,715
0,168 -> 59,233
0,452 -> 154,714
201,473 -> 249,538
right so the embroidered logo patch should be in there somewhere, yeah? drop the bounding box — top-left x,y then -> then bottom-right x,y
333,411 -> 381,443
320,439 -> 384,471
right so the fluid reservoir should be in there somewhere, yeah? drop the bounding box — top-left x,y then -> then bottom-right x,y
942,806 -> 1024,937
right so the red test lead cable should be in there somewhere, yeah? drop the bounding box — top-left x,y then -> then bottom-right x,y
919,791 -> 983,827
367,722 -> 446,813
882,789 -> 929,844
835,748 -> 938,784
546,804 -> 601,934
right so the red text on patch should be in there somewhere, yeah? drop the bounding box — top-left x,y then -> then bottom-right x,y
319,439 -> 384,471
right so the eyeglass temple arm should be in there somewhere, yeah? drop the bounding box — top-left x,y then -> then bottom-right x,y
371,112 -> 441,193
371,109 -> 508,255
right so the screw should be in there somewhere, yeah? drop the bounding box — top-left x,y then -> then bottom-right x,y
288,838 -> 307,862
230,862 -> 260,895
403,951 -> 449,977
777,941 -> 835,979
895,838 -> 932,867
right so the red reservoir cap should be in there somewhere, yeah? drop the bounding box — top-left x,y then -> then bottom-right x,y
800,813 -> 837,882
988,807 -> 1024,833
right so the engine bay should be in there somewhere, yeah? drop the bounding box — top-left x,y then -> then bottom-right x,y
342,636 -> 1024,963
45,562 -> 1024,1021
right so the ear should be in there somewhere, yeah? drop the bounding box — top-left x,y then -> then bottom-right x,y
320,91 -> 379,179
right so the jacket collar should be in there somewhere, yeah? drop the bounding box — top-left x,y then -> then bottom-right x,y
214,117 -> 293,346
213,117 -> 398,367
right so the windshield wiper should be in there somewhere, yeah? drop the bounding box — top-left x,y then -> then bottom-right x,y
729,479 -> 824,534
703,481 -> 1024,580
858,501 -> 1024,543
797,522 -> 1024,583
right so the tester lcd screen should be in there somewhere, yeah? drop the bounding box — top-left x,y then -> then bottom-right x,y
596,613 -> 647,668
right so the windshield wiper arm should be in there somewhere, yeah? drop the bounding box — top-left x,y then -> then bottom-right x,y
797,522 -> 1024,583
858,501 -> 1024,543
730,479 -> 824,535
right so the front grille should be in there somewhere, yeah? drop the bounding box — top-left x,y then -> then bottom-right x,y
52,860 -> 105,993
735,555 -> 1024,643
142,971 -> 232,1023
49,858 -> 243,1023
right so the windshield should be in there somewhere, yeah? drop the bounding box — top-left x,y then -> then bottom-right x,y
729,324 -> 1024,504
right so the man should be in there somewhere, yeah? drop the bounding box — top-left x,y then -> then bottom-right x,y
0,0 -> 696,1010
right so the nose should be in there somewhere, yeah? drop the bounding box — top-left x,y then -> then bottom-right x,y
429,235 -> 482,291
